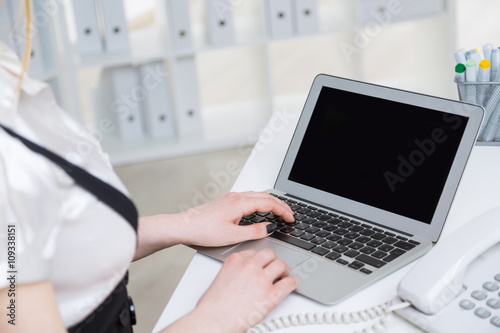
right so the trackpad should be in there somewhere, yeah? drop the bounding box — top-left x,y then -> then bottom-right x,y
223,238 -> 310,269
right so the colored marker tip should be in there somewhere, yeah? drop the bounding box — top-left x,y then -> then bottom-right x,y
480,59 -> 491,69
466,58 -> 476,67
455,63 -> 466,73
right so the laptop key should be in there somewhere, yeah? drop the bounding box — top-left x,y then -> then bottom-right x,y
360,246 -> 376,254
371,251 -> 388,259
312,247 -> 329,256
323,225 -> 337,232
379,245 -> 394,252
290,230 -> 305,237
382,237 -> 398,244
326,235 -> 341,242
345,250 -> 360,258
394,240 -> 416,251
348,261 -> 364,270
366,240 -> 382,248
294,214 -> 307,221
325,252 -> 341,261
271,232 -> 316,251
360,268 -> 373,274
360,229 -> 375,236
280,226 -> 295,233
355,254 -> 387,268
316,231 -> 330,238
302,217 -> 317,224
311,237 -> 326,245
308,211 -> 321,218
322,241 -> 337,249
336,259 -> 349,265
356,236 -> 371,243
348,242 -> 364,250
371,233 -> 386,240
312,221 -> 327,228
337,238 -> 352,246
294,223 -> 310,230
332,245 -> 349,253
305,226 -> 320,234
344,232 -> 359,240
239,220 -> 253,226
300,233 -> 316,241
333,228 -> 349,235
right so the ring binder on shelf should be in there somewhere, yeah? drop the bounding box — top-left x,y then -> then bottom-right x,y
100,0 -> 131,53
165,0 -> 193,50
205,0 -> 235,45
292,0 -> 318,35
139,62 -> 176,140
265,0 -> 294,38
72,0 -> 104,55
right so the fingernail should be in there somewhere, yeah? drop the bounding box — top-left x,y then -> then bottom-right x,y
266,223 -> 277,234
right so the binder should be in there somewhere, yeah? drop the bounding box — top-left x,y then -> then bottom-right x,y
72,0 -> 103,55
165,0 -> 193,49
100,0 -> 131,53
139,62 -> 176,140
205,0 -> 235,45
0,1 -> 16,51
265,0 -> 294,38
110,66 -> 145,141
292,0 -> 318,35
26,33 -> 46,79
171,56 -> 203,136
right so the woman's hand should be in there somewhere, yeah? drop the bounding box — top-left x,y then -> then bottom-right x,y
177,191 -> 295,247
134,191 -> 294,261
165,248 -> 300,333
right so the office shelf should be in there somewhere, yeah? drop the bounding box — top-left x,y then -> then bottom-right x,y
45,0 -> 457,166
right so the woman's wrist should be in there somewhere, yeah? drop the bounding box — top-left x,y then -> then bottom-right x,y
133,213 -> 188,260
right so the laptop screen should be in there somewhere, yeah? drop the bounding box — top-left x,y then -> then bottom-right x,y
288,86 -> 469,225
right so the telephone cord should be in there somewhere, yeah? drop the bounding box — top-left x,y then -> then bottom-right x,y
247,300 -> 411,333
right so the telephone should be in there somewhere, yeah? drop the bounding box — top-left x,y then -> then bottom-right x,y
249,206 -> 500,333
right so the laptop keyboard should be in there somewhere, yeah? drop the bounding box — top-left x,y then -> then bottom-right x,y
238,194 -> 421,275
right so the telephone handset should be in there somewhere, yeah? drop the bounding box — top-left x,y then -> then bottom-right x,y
396,205 -> 500,332
249,206 -> 500,333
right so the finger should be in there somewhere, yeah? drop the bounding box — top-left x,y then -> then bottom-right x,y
241,192 -> 295,218
224,222 -> 277,244
272,276 -> 300,301
253,248 -> 279,268
263,258 -> 291,281
237,195 -> 294,222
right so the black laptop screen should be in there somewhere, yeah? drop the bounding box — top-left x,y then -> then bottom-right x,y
288,86 -> 469,224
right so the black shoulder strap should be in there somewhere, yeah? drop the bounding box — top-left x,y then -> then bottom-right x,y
0,124 -> 138,234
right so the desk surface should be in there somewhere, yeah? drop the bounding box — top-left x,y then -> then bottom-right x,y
153,110 -> 500,332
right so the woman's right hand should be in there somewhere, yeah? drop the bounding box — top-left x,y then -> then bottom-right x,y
165,248 -> 299,332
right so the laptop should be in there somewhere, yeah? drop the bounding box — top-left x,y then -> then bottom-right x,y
194,74 -> 484,305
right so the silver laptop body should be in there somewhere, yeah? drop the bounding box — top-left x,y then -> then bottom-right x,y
194,74 -> 484,305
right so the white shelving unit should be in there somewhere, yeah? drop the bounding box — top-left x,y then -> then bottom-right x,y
45,0 -> 456,166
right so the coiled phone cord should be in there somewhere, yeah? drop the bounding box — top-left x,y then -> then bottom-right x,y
248,300 -> 411,333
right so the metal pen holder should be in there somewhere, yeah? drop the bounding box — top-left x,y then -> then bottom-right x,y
456,80 -> 500,142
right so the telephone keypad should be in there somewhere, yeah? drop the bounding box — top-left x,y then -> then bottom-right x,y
471,290 -> 487,301
483,281 -> 499,292
459,273 -> 500,329
475,307 -> 491,319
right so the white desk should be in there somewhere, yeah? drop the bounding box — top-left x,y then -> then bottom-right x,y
153,110 -> 500,332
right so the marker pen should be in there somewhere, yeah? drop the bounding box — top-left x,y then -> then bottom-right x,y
491,48 -> 500,81
478,59 -> 491,82
454,49 -> 466,65
465,58 -> 477,106
483,43 -> 494,62
455,63 -> 466,82
466,49 -> 481,71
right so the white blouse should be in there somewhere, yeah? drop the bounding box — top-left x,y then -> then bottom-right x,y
0,42 -> 137,327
